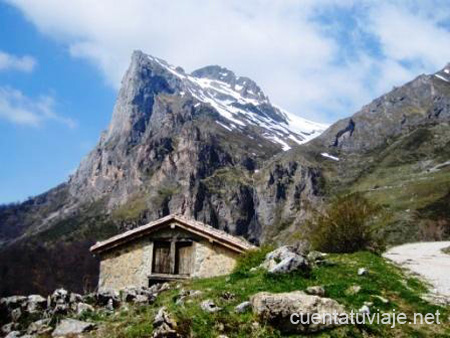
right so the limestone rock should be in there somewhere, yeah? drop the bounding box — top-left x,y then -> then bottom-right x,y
2,322 -> 18,335
26,295 -> 47,314
152,307 -> 178,338
373,295 -> 389,304
260,246 -> 310,274
306,286 -> 326,297
359,305 -> 370,314
52,319 -> 96,337
27,319 -> 52,335
251,291 -> 345,333
96,289 -> 120,309
358,268 -> 368,276
200,300 -> 222,313
345,285 -> 361,295
11,308 -> 21,322
76,302 -> 95,315
235,301 -> 251,313
175,289 -> 203,305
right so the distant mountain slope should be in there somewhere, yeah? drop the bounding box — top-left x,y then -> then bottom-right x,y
268,64 -> 450,243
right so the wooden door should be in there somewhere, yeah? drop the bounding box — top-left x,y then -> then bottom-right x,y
152,241 -> 171,274
175,242 -> 193,275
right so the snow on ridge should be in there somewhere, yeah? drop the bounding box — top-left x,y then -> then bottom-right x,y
145,54 -> 328,151
321,152 -> 339,161
435,74 -> 449,83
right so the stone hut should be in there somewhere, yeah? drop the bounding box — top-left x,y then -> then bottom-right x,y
90,214 -> 255,291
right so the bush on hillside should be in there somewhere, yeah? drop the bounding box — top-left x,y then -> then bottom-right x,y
306,193 -> 387,253
232,245 -> 274,276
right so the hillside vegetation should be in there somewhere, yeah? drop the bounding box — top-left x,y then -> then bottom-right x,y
79,249 -> 449,337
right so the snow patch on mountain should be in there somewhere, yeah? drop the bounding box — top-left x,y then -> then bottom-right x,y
147,54 -> 328,151
321,152 -> 340,161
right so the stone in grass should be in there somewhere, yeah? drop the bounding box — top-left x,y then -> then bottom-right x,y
305,286 -> 326,297
358,268 -> 368,276
345,285 -> 361,295
52,319 -> 96,337
153,307 -> 179,338
251,291 -> 345,334
235,301 -> 251,313
200,299 -> 222,313
359,305 -> 370,315
373,295 -> 389,304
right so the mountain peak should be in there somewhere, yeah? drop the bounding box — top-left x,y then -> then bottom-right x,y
107,51 -> 327,150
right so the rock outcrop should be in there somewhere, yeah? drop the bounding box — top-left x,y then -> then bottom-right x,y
52,319 -> 96,337
250,291 -> 345,333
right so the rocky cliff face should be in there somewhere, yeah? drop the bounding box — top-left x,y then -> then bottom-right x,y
67,51 -> 327,236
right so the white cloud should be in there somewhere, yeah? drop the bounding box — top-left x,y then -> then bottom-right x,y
5,0 -> 450,123
0,50 -> 36,72
367,3 -> 450,71
0,87 -> 77,128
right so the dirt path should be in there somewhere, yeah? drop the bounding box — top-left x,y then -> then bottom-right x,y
384,241 -> 450,302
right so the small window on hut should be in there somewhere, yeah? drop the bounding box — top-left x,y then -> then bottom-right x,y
152,241 -> 171,274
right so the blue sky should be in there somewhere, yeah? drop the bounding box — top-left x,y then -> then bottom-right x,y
0,3 -> 115,203
1,0 -> 450,203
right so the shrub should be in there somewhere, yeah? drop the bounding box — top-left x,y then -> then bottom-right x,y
306,193 -> 387,253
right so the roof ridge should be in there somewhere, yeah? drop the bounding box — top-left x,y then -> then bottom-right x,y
90,215 -> 255,254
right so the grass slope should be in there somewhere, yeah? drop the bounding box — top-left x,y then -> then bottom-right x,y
81,250 -> 449,338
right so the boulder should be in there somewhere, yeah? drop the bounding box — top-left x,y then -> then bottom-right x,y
26,295 -> 47,314
27,318 -> 52,335
11,308 -> 21,322
235,301 -> 251,313
76,302 -> 95,315
359,305 -> 370,315
250,291 -> 345,333
152,307 -> 178,338
269,255 -> 309,274
52,319 -> 95,337
200,300 -> 222,313
5,331 -> 21,338
345,285 -> 361,295
307,251 -> 326,264
357,268 -> 368,276
51,289 -> 69,303
96,289 -> 120,309
175,289 -> 203,305
69,293 -> 83,304
306,286 -> 326,297
133,294 -> 151,305
50,289 -> 70,315
1,296 -> 28,308
260,246 -> 310,274
121,287 -> 138,302
2,322 -> 18,335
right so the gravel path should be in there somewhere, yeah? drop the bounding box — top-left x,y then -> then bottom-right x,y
384,241 -> 450,300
